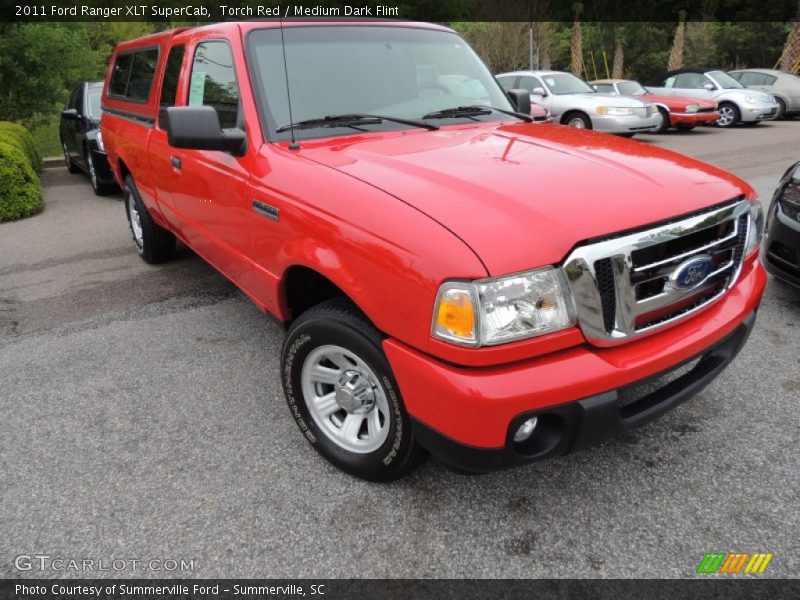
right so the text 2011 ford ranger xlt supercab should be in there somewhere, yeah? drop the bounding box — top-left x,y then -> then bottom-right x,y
102,22 -> 766,481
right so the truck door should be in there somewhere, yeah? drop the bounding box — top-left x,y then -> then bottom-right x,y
148,42 -> 187,229
170,38 -> 256,285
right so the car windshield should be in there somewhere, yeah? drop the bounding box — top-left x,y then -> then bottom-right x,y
86,85 -> 102,120
617,81 -> 647,96
247,26 -> 514,140
708,71 -> 744,89
540,73 -> 594,95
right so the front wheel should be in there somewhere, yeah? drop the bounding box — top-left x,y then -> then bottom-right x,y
123,175 -> 176,264
655,107 -> 671,133
775,98 -> 786,120
281,298 -> 428,481
562,112 -> 592,129
716,103 -> 740,128
86,149 -> 115,196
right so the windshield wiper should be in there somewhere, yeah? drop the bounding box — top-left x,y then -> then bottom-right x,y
276,113 -> 438,133
422,105 -> 533,123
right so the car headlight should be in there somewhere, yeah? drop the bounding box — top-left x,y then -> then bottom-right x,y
745,95 -> 758,104
778,166 -> 800,221
685,104 -> 699,113
596,106 -> 635,116
96,131 -> 105,152
744,201 -> 765,257
432,267 -> 576,347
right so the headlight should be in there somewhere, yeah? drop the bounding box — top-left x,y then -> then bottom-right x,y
685,104 -> 699,113
596,106 -> 634,116
745,95 -> 758,104
778,167 -> 800,221
744,201 -> 765,257
432,268 -> 576,347
96,131 -> 105,152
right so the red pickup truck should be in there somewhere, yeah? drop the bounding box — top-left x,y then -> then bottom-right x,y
102,21 -> 766,481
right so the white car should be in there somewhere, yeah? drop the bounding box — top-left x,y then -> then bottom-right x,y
647,69 -> 779,127
495,70 -> 661,135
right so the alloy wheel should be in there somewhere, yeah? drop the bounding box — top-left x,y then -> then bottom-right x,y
717,106 -> 735,127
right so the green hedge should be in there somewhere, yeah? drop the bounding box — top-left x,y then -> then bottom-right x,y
0,122 -> 43,222
0,121 -> 41,172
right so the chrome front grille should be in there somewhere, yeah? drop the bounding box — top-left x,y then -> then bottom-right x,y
563,199 -> 751,346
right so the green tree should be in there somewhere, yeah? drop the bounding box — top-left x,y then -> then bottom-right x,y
0,24 -> 102,126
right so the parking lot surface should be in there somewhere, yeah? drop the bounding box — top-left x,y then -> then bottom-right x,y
1,121 -> 798,578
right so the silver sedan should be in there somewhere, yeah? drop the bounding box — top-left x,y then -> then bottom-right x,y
729,68 -> 800,119
495,70 -> 661,135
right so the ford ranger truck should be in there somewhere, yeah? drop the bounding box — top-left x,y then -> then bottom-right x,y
101,22 -> 766,481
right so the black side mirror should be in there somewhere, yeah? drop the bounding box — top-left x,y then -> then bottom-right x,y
507,89 -> 532,116
164,106 -> 246,156
61,108 -> 79,120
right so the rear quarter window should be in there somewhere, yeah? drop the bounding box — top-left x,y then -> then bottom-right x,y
108,48 -> 160,103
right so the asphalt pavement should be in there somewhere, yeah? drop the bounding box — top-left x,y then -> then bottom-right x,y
1,120 -> 798,578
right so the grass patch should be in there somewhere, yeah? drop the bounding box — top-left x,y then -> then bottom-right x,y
30,119 -> 62,159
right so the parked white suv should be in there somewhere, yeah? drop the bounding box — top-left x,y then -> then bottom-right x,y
647,69 -> 779,127
496,70 -> 661,135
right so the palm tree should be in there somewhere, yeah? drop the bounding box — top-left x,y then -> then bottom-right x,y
667,10 -> 687,70
571,3 -> 584,77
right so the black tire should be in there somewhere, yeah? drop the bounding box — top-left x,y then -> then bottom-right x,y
561,111 -> 592,130
675,123 -> 696,132
62,140 -> 80,174
716,102 -> 740,128
775,97 -> 786,120
85,148 -> 115,196
123,175 -> 176,264
655,107 -> 671,133
281,298 -> 428,481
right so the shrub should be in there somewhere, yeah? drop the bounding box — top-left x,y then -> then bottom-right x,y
0,140 -> 43,222
0,121 -> 42,172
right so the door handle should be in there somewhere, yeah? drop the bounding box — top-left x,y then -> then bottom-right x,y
170,156 -> 182,170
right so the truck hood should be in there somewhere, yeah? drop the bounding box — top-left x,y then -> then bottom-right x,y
299,123 -> 749,276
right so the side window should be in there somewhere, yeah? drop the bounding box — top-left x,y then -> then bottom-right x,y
593,83 -> 615,93
517,76 -> 537,93
109,48 -> 159,102
189,41 -> 240,129
664,76 -> 676,88
673,73 -> 706,89
158,44 -> 185,127
496,76 -> 518,91
65,86 -> 78,110
762,74 -> 777,86
109,53 -> 133,97
75,84 -> 85,115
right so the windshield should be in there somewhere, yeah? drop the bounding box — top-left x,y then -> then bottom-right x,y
540,73 -> 594,95
247,26 -> 514,140
708,71 -> 744,89
617,81 -> 647,96
86,84 -> 102,120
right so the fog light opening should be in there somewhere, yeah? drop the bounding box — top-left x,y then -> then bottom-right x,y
513,417 -> 538,443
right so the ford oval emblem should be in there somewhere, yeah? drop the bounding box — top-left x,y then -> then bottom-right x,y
671,255 -> 713,290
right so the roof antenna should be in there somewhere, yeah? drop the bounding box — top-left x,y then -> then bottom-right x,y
279,16 -> 299,151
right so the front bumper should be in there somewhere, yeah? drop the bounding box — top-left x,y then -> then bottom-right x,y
740,102 -> 779,122
592,113 -> 662,133
384,259 -> 765,472
670,111 -> 720,125
764,200 -> 800,288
